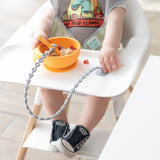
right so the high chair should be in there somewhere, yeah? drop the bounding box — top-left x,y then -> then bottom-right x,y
0,0 -> 150,159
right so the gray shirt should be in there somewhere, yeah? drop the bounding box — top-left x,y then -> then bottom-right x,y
50,0 -> 126,45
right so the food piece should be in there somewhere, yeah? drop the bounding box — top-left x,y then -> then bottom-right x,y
83,60 -> 89,64
70,46 -> 77,51
50,45 -> 75,57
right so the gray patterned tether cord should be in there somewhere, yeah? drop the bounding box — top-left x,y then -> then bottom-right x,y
24,44 -> 102,120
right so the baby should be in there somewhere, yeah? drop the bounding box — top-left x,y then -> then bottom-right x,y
32,0 -> 127,158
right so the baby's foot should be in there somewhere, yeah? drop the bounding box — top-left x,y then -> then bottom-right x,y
56,125 -> 90,158
48,120 -> 70,152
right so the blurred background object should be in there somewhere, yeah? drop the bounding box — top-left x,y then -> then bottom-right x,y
138,0 -> 160,11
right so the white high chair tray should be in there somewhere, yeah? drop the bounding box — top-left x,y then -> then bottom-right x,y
0,26 -> 135,97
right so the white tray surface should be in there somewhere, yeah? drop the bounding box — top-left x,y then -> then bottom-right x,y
0,26 -> 135,97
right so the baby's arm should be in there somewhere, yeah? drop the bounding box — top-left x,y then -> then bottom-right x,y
99,7 -> 126,73
32,7 -> 54,50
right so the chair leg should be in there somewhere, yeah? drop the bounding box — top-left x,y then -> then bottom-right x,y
16,104 -> 42,160
113,85 -> 133,121
112,95 -> 125,121
16,90 -> 70,160
16,88 -> 42,160
129,85 -> 133,93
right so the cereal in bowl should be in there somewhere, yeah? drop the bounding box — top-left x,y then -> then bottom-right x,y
50,46 -> 76,56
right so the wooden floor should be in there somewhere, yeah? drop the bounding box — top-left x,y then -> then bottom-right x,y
0,0 -> 160,159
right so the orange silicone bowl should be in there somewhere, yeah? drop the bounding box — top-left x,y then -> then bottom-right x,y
32,37 -> 81,72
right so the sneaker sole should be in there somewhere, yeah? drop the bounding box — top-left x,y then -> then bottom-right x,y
56,139 -> 76,158
48,141 -> 59,152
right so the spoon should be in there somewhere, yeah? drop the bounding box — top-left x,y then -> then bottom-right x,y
38,36 -> 61,56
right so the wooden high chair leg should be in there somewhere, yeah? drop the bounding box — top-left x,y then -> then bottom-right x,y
16,90 -> 70,160
129,85 -> 133,93
16,88 -> 42,160
16,104 -> 42,160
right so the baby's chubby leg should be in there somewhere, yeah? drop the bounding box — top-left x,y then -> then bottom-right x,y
40,88 -> 70,152
40,88 -> 68,122
56,95 -> 110,157
78,95 -> 110,132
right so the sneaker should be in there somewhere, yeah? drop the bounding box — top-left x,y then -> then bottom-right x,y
48,120 -> 70,152
56,125 -> 90,158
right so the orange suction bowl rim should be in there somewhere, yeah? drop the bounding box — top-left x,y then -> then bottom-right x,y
33,37 -> 81,72
38,37 -> 81,59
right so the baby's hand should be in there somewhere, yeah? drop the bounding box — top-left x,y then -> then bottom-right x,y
98,45 -> 120,73
32,30 -> 48,50
31,7 -> 54,50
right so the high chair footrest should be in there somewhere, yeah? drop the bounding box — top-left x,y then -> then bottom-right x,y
23,121 -> 111,159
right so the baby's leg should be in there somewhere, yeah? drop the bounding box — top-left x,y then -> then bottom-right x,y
56,95 -> 109,157
78,95 -> 110,132
40,88 -> 68,122
40,88 -> 70,151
